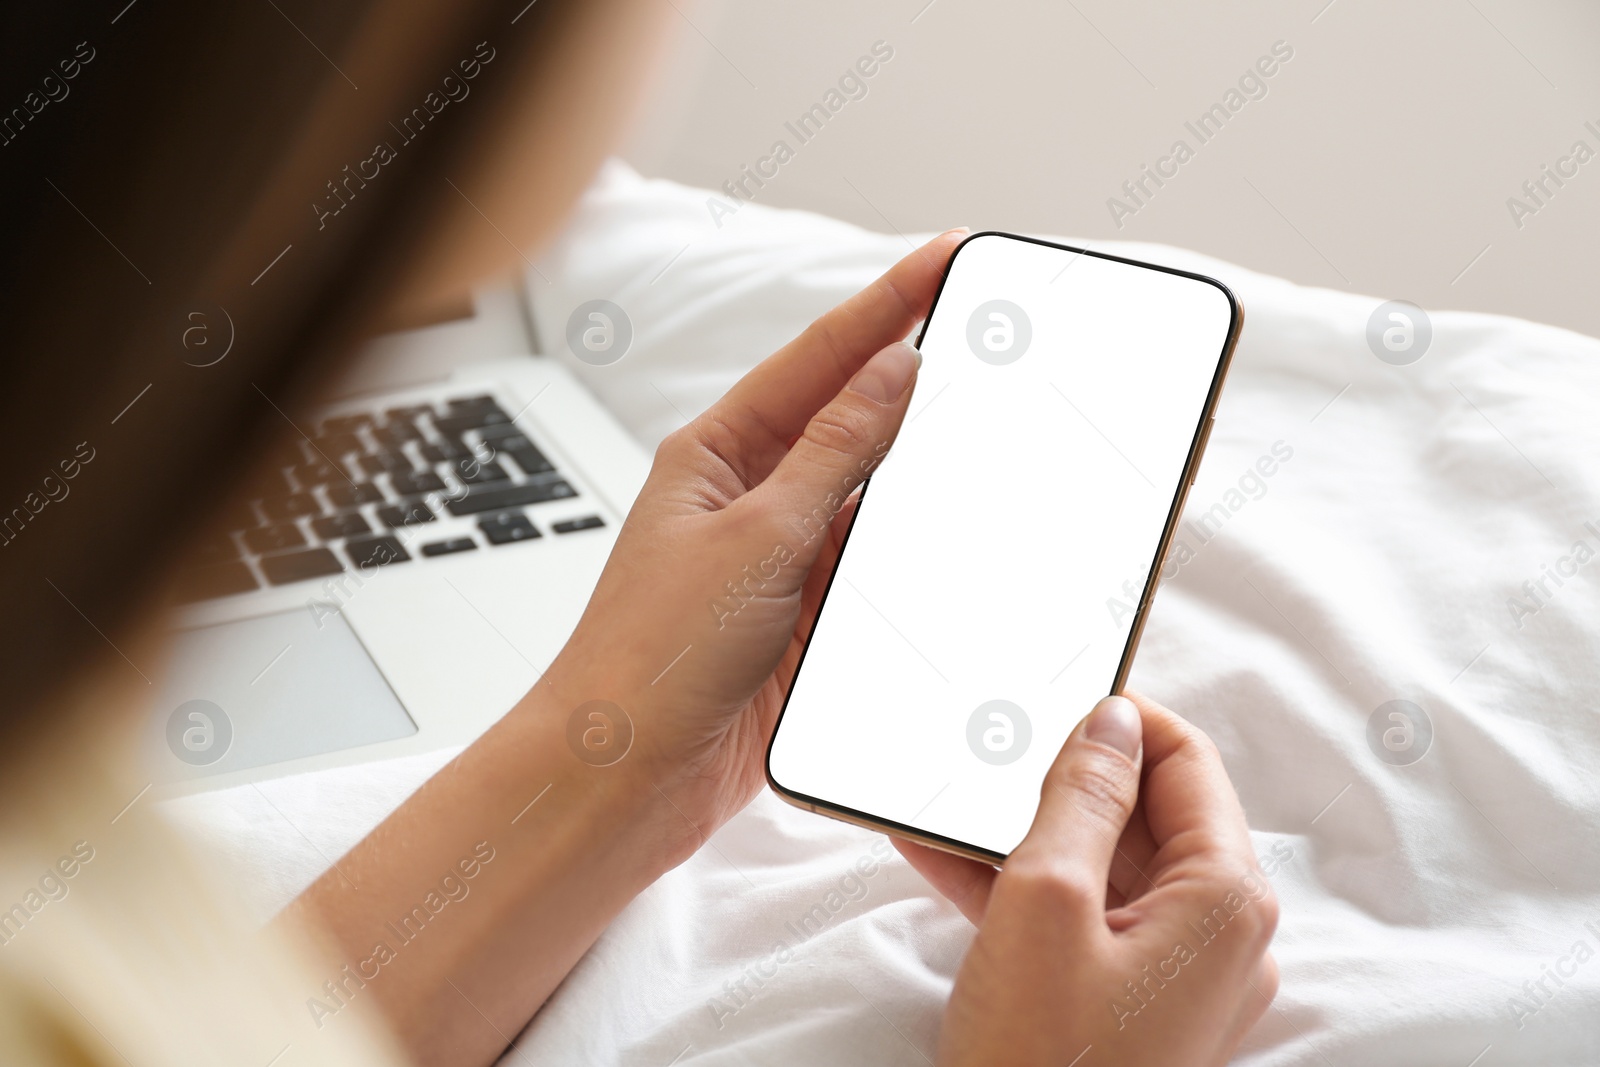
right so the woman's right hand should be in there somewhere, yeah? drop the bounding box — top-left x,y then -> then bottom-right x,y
897,691 -> 1279,1067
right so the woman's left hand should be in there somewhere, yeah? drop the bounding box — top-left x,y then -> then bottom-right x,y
542,228 -> 966,856
286,229 -> 965,1064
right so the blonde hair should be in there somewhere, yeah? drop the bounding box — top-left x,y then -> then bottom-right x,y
0,660 -> 405,1065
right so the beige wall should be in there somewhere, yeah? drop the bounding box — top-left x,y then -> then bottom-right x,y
622,0 -> 1600,339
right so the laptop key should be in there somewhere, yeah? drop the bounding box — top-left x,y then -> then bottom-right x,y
434,410 -> 511,436
346,535 -> 411,568
373,420 -> 423,449
312,432 -> 362,459
175,561 -> 259,602
455,459 -> 509,485
377,500 -> 435,528
552,515 -> 605,534
390,470 -> 446,496
260,547 -> 344,585
419,439 -> 468,464
421,537 -> 478,557
326,482 -> 383,509
322,413 -> 375,435
447,479 -> 577,516
479,511 -> 541,545
244,522 -> 306,554
507,447 -> 554,476
291,460 -> 340,490
448,394 -> 503,412
261,492 -> 320,521
312,513 -> 371,540
385,404 -> 435,422
361,451 -> 414,476
477,423 -> 527,441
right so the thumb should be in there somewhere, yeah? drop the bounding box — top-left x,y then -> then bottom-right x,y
1009,695 -> 1144,899
749,340 -> 920,577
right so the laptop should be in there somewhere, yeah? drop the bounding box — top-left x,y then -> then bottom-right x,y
146,280 -> 650,792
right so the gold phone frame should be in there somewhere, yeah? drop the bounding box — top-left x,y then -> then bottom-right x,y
764,231 -> 1245,866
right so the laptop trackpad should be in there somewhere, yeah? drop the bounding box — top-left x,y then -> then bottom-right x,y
149,608 -> 417,781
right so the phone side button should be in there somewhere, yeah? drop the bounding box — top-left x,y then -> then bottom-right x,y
1189,417 -> 1216,485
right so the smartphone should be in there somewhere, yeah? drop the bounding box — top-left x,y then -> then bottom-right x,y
765,232 -> 1243,863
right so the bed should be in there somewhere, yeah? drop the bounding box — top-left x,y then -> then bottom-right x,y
163,161 -> 1600,1065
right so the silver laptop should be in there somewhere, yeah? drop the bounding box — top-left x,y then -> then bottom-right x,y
145,281 -> 649,792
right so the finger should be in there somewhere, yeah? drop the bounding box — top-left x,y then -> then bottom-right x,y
1007,695 -> 1144,905
775,493 -> 860,695
1107,801 -> 1158,904
1218,952 -> 1280,1063
1124,689 -> 1255,872
1244,951 -> 1280,1018
829,488 -> 860,553
743,340 -> 920,578
894,838 -> 997,925
688,229 -> 966,488
794,491 -> 859,644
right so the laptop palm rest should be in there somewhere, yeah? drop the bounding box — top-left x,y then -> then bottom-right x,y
149,608 -> 417,781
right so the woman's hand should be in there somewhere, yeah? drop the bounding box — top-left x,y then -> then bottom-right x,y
898,691 -> 1280,1067
543,228 -> 968,857
286,231 -> 967,1066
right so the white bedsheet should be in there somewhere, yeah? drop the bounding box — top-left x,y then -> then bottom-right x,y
163,161 -> 1600,1065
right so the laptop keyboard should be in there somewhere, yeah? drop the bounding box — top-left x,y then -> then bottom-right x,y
176,394 -> 606,602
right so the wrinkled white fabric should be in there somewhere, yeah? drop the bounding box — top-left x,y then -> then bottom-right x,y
165,160 -> 1600,1065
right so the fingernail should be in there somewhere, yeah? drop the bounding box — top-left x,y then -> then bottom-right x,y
849,341 -> 920,404
1084,695 -> 1141,760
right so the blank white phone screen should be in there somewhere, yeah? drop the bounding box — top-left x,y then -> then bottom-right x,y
768,234 -> 1236,858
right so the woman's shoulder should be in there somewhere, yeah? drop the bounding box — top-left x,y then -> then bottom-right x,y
0,771 -> 405,1067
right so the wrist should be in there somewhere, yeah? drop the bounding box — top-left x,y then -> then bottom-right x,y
505,657 -> 711,877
